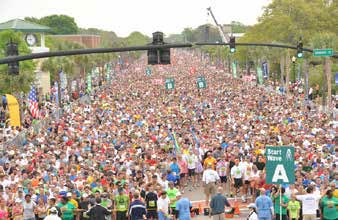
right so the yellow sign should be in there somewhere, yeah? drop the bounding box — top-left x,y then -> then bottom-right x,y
5,94 -> 21,127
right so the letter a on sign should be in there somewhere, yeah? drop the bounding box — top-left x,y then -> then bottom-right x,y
272,165 -> 289,183
266,146 -> 295,184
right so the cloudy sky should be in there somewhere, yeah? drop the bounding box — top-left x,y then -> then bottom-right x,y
1,0 -> 271,37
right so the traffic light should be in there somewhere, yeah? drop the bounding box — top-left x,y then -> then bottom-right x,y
147,32 -> 170,65
297,40 -> 303,58
6,40 -> 19,75
229,36 -> 236,53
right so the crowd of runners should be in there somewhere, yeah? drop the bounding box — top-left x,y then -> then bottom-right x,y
0,50 -> 337,220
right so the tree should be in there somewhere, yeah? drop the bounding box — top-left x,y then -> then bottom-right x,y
26,15 -> 79,35
0,30 -> 35,94
310,32 -> 337,106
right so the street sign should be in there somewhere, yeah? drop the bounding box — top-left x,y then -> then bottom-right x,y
266,146 -> 295,184
197,76 -> 207,89
165,78 -> 174,90
313,48 -> 334,57
146,67 -> 151,76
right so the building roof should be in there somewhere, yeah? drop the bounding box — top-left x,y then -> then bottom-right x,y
0,19 -> 51,33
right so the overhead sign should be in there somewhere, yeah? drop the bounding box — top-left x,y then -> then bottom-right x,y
266,146 -> 295,184
197,76 -> 207,89
165,78 -> 175,90
313,48 -> 333,57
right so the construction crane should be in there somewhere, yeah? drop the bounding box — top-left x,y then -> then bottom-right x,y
207,7 -> 230,43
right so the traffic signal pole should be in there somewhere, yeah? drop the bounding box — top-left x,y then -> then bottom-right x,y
0,42 -> 337,65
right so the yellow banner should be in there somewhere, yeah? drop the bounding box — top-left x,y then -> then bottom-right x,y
5,94 -> 21,127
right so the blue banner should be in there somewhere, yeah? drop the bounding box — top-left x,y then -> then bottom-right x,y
336,73 -> 338,86
262,61 -> 268,79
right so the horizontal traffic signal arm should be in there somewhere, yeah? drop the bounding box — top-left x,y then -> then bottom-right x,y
0,42 -> 337,65
0,43 -> 193,64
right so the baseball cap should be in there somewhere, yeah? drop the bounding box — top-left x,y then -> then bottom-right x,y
82,193 -> 88,198
50,207 -> 58,214
176,192 -> 182,197
247,203 -> 256,209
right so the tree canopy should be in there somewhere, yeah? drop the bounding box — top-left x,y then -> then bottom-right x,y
25,15 -> 79,35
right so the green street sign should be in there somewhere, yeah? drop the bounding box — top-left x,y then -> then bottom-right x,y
197,76 -> 207,89
266,146 -> 295,184
146,67 -> 151,76
165,78 -> 174,90
313,48 -> 333,57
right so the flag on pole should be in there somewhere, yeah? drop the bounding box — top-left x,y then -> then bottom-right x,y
257,67 -> 263,85
86,74 -> 92,93
172,132 -> 181,154
190,126 -> 200,149
28,85 -> 39,118
232,61 -> 237,78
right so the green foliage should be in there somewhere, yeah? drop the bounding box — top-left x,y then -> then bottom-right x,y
0,30 -> 35,94
25,15 -> 78,34
232,0 -> 338,88
230,21 -> 249,33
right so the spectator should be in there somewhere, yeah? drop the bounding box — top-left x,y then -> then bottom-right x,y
209,187 -> 231,220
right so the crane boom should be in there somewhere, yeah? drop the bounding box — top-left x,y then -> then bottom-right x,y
207,7 -> 230,43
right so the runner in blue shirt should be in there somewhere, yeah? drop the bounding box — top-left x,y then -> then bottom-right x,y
175,192 -> 192,220
255,188 -> 274,220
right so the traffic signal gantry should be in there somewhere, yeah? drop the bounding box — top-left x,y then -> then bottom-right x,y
229,36 -> 236,53
1,33 -> 337,76
147,32 -> 170,65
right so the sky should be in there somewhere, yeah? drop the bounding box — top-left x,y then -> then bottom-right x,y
0,0 -> 271,37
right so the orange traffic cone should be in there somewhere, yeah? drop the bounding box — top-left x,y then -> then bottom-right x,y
198,203 -> 203,214
234,201 -> 240,216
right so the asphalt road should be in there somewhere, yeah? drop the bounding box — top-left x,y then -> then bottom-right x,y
180,185 -> 251,220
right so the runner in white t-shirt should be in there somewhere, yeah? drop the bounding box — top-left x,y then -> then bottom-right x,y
186,151 -> 198,190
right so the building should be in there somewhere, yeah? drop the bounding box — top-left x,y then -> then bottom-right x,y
51,35 -> 101,48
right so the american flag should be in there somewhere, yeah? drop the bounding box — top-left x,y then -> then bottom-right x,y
28,85 -> 39,118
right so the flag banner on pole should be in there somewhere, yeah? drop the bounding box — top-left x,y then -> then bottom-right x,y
168,130 -> 181,155
262,61 -> 269,79
86,74 -> 92,93
257,67 -> 264,85
190,126 -> 200,149
54,82 -> 58,104
232,61 -> 237,78
5,94 -> 21,127
28,85 -> 39,118
335,73 -> 338,86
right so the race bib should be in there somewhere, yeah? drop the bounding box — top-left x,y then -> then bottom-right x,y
149,201 -> 156,207
221,167 -> 226,172
119,204 -> 126,209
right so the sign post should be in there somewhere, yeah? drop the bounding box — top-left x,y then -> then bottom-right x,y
266,146 -> 295,220
197,76 -> 207,89
165,78 -> 175,90
313,49 -> 333,57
